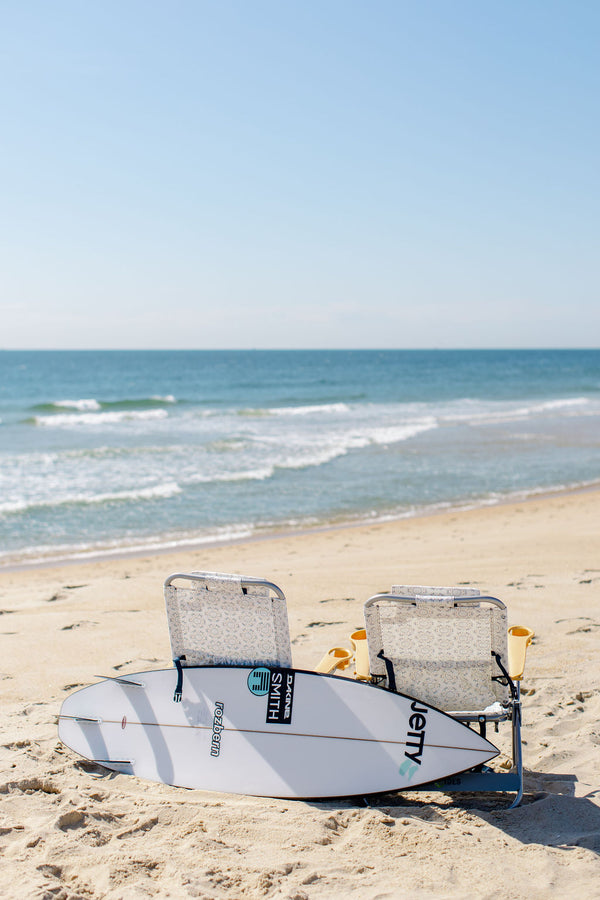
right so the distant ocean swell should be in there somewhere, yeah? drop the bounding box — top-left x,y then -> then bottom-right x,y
23,394 -> 592,426
3,397 -> 598,503
31,395 -> 177,412
1,349 -> 598,566
0,408 -> 438,516
27,395 -> 176,427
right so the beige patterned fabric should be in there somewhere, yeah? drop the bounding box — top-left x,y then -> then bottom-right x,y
165,572 -> 292,668
364,586 -> 509,711
391,585 -> 481,600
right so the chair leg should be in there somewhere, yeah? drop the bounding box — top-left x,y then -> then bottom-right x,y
507,684 -> 524,809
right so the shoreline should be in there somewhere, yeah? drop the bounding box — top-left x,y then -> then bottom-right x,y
3,476 -> 600,574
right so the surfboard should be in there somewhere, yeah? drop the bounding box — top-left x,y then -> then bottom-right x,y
58,666 -> 499,798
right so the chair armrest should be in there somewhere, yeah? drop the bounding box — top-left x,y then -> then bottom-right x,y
351,629 -> 372,681
507,626 -> 534,680
315,647 -> 352,674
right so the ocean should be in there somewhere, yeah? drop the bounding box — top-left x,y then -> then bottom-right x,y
1,349 -> 599,567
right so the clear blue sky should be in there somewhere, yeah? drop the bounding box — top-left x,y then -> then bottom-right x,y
1,1 -> 598,349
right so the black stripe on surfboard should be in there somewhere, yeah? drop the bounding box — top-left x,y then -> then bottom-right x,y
58,715 -> 498,756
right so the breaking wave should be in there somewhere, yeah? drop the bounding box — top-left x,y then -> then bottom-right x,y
30,408 -> 169,427
237,402 -> 350,417
32,395 -> 177,413
0,481 -> 182,515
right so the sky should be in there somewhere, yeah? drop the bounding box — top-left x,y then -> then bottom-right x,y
1,1 -> 599,349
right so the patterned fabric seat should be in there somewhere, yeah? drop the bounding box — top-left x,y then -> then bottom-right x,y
364,585 -> 509,713
164,571 -> 292,669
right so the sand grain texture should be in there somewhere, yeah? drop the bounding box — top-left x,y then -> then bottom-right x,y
1,490 -> 599,898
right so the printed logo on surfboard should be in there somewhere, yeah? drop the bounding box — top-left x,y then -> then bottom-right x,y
210,701 -> 225,757
247,667 -> 271,696
247,667 -> 295,724
400,700 -> 428,776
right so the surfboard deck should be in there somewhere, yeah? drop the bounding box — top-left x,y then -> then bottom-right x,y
58,666 -> 499,798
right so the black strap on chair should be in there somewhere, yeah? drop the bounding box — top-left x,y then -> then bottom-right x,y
377,649 -> 397,692
173,655 -> 186,702
491,650 -> 517,700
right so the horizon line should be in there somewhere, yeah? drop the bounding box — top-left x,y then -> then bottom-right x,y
1,346 -> 599,353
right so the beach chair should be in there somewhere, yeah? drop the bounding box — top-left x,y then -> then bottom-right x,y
164,572 -> 292,700
358,585 -> 533,807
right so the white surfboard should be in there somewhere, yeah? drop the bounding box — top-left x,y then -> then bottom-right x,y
58,666 -> 498,798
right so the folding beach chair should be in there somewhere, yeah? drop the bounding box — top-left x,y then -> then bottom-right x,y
357,585 -> 532,807
164,571 -> 292,700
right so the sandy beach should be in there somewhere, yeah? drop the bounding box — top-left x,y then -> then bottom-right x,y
1,488 -> 599,899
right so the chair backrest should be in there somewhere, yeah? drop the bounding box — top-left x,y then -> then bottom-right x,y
363,585 -> 509,711
164,571 -> 292,668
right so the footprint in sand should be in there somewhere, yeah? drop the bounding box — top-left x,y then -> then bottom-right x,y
56,809 -> 86,830
319,597 -> 355,604
1,777 -> 61,795
113,660 -> 135,670
2,739 -> 31,750
37,864 -> 62,878
115,816 -> 159,840
112,657 -> 161,670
